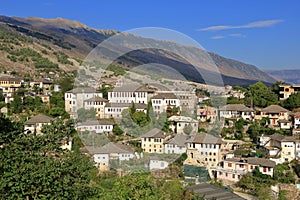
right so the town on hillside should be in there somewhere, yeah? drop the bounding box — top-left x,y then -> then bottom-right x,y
1,69 -> 300,199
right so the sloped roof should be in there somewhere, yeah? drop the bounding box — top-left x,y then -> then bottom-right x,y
225,157 -> 276,168
165,134 -> 188,147
168,115 -> 198,123
84,96 -> 108,102
66,87 -> 97,94
261,105 -> 289,113
25,114 -> 53,124
0,75 -> 22,82
141,128 -> 166,138
188,133 -> 222,144
78,119 -> 114,126
151,93 -> 178,100
85,142 -> 134,154
219,104 -> 253,112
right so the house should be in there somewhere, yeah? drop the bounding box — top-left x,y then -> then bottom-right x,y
218,104 -> 254,120
0,75 -> 22,103
260,105 -> 290,126
64,87 -> 103,116
149,159 -> 169,171
294,112 -> 300,129
24,114 -> 53,135
83,96 -> 108,119
151,93 -> 180,115
85,142 -> 135,171
170,90 -> 197,116
259,133 -> 300,163
278,119 -> 292,130
216,157 -> 276,182
141,128 -> 170,154
104,102 -> 147,119
76,119 -> 114,134
168,115 -> 198,134
185,133 -> 223,168
107,84 -> 148,104
279,84 -> 300,100
164,134 -> 188,154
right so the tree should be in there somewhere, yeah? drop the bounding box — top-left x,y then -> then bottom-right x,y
283,92 -> 300,110
132,111 -> 149,127
113,124 -> 124,136
0,117 -> 95,199
10,94 -> 22,114
77,108 -> 97,121
183,124 -> 193,135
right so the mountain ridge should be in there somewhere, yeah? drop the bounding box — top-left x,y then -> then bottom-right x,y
0,15 -> 276,86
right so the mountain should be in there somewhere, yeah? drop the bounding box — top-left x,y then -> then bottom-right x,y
265,69 -> 300,84
0,16 -> 276,86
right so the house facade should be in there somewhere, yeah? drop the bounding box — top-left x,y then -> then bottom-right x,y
164,134 -> 187,154
219,104 -> 254,121
141,128 -> 170,154
76,119 -> 114,134
168,115 -> 198,134
24,114 -> 53,135
260,105 -> 290,126
151,93 -> 180,115
83,96 -> 108,119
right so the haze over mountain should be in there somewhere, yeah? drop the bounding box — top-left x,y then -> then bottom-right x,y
0,16 -> 277,86
265,69 -> 300,84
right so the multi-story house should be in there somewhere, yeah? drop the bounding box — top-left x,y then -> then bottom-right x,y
141,128 -> 170,154
83,96 -> 108,119
185,133 -> 223,168
107,85 -> 148,104
168,115 -> 198,134
216,157 -> 276,182
76,119 -> 114,134
24,114 -> 53,135
164,134 -> 188,154
294,112 -> 300,129
259,105 -> 290,126
86,142 -> 135,171
151,93 -> 180,115
104,102 -> 147,119
169,90 -> 197,116
64,87 -> 103,116
0,75 -> 22,103
218,104 -> 254,121
260,133 -> 300,163
279,84 -> 300,100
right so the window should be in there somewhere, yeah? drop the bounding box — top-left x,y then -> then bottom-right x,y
263,167 -> 267,172
228,163 -> 232,167
232,174 -> 235,178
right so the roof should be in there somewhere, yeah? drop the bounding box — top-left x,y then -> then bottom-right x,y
225,157 -> 276,168
84,96 -> 108,102
85,142 -> 134,154
165,134 -> 188,146
168,115 -> 198,123
135,83 -> 169,92
188,133 -> 222,144
141,128 -> 166,138
189,183 -> 245,200
25,114 -> 53,124
261,105 -> 289,113
219,104 -> 253,112
294,112 -> 300,118
66,87 -> 97,94
105,102 -> 147,109
151,93 -> 178,100
278,119 -> 290,123
0,75 -> 22,82
78,119 -> 114,126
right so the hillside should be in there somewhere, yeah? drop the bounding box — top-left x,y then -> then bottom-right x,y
265,69 -> 300,84
0,16 -> 276,86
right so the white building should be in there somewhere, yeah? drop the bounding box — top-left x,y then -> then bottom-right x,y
218,104 -> 254,120
76,119 -> 114,134
85,142 -> 135,171
151,93 -> 180,114
164,134 -> 187,154
149,159 -> 169,171
83,96 -> 108,119
294,113 -> 300,129
104,103 -> 147,119
65,87 -> 103,116
107,85 -> 148,104
24,114 -> 53,135
168,115 -> 198,134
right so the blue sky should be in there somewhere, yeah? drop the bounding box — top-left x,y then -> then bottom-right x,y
1,0 -> 300,70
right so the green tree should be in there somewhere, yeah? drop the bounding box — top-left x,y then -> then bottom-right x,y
10,94 -> 22,114
283,92 -> 300,110
113,124 -> 124,136
77,108 -> 97,121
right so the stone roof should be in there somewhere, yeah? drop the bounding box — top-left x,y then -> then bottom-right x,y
225,157 -> 276,168
141,128 -> 166,138
219,104 -> 253,112
85,142 -> 134,154
261,105 -> 289,113
151,93 -> 178,100
278,119 -> 290,123
0,75 -> 22,82
168,115 -> 198,123
78,119 -> 114,126
84,96 -> 108,102
165,134 -> 188,147
25,114 -> 53,124
188,133 -> 222,144
105,102 -> 147,109
135,83 -> 169,92
66,87 -> 97,94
